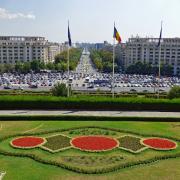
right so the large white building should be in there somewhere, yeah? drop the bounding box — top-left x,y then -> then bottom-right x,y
125,37 -> 180,75
0,36 -> 63,64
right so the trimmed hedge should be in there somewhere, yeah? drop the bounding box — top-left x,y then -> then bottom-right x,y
0,95 -> 180,111
0,115 -> 179,122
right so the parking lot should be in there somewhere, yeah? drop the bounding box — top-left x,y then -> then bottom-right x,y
0,49 -> 180,93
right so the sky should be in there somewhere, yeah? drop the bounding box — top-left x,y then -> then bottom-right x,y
0,0 -> 180,43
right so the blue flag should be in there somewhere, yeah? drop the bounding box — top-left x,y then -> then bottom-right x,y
68,23 -> 72,47
157,23 -> 162,48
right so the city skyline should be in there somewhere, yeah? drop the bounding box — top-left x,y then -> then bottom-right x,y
0,0 -> 180,43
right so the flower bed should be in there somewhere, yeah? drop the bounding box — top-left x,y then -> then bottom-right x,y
117,135 -> 147,153
68,128 -> 116,136
11,136 -> 46,149
41,134 -> 71,153
62,155 -> 124,167
141,138 -> 177,150
71,136 -> 119,152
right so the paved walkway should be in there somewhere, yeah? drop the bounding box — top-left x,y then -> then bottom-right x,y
0,172 -> 6,180
0,110 -> 179,118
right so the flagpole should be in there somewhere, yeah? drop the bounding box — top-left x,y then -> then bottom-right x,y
158,43 -> 161,99
67,21 -> 70,97
158,21 -> 162,99
112,23 -> 115,98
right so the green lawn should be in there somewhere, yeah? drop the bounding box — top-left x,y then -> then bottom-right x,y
0,120 -> 180,179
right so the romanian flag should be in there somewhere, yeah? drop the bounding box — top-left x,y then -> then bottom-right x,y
113,26 -> 122,43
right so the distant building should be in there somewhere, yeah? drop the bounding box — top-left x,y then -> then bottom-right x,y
75,41 -> 111,50
125,36 -> 180,75
95,41 -> 111,50
0,36 -> 63,64
48,43 -> 61,63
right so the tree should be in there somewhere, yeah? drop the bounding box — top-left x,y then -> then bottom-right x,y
161,64 -> 173,76
51,83 -> 70,97
54,48 -> 82,71
90,49 -> 118,73
0,64 -> 5,74
22,62 -> 31,74
4,63 -> 14,73
30,60 -> 40,72
168,86 -> 180,99
15,62 -> 23,73
39,61 -> 46,70
46,62 -> 55,70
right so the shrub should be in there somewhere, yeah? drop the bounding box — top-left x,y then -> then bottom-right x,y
168,86 -> 180,99
51,83 -> 71,97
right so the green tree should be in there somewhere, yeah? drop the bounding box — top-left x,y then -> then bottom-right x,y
0,64 -> 5,74
161,64 -> 173,76
168,86 -> 180,99
90,49 -> 118,73
22,62 -> 31,74
46,62 -> 55,70
5,63 -> 14,73
30,60 -> 40,72
39,61 -> 46,70
51,83 -> 70,97
15,62 -> 23,73
55,48 -> 82,71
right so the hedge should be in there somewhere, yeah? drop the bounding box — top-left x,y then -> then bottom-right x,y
0,95 -> 180,111
0,115 -> 179,122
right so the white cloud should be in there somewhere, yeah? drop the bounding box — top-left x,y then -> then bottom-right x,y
0,8 -> 35,20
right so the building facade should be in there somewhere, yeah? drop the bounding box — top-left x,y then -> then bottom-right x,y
125,37 -> 180,75
0,36 -> 62,64
48,43 -> 62,63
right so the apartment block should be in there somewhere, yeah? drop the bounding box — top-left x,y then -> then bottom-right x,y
0,36 -> 62,64
125,37 -> 180,75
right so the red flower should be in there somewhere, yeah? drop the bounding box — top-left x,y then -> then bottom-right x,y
142,138 -> 177,150
11,136 -> 45,148
71,136 -> 119,152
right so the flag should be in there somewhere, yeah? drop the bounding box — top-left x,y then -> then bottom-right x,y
113,26 -> 122,43
157,22 -> 162,47
68,23 -> 72,46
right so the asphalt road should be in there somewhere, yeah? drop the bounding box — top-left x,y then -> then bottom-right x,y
75,49 -> 97,74
0,110 -> 179,118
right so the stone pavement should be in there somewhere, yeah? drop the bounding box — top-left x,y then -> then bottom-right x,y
0,110 -> 179,118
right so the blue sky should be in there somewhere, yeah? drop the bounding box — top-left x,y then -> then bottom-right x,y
0,0 -> 180,43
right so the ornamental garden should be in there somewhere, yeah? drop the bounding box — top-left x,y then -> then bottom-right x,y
0,126 -> 179,174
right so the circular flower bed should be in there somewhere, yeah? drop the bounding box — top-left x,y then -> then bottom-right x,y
71,136 -> 119,152
11,136 -> 46,149
141,138 -> 177,150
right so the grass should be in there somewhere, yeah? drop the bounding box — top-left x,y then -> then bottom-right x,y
1,154 -> 179,180
0,120 -> 180,179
